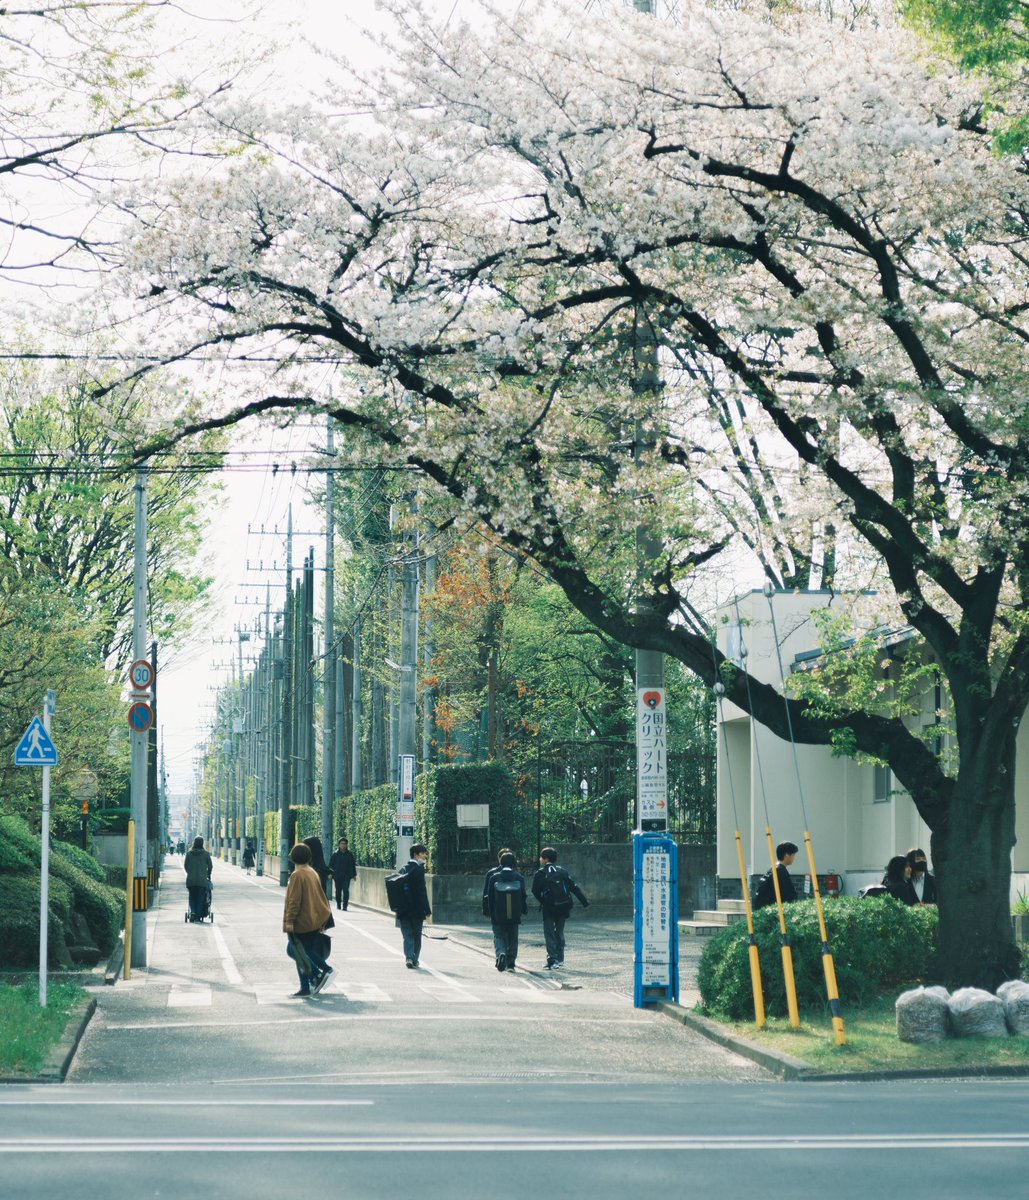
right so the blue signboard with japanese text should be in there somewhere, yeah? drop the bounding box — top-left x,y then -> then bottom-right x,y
633,832 -> 679,1008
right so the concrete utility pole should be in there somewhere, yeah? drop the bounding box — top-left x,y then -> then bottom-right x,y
279,506 -> 294,885
351,611 -> 363,794
395,515 -> 419,868
322,418 -> 337,855
130,468 -> 149,968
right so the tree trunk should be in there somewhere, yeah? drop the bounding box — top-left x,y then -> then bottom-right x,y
932,737 -> 1020,989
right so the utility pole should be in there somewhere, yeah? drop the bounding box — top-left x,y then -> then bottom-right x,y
322,418 -> 337,854
351,611 -> 363,794
129,468 -> 149,968
279,507 -> 294,885
395,511 -> 419,868
147,640 -> 159,886
422,548 -> 437,767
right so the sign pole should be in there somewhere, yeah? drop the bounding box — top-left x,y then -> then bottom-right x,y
38,691 -> 56,1008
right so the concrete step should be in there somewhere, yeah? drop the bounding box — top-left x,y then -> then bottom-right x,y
678,920 -> 728,938
691,909 -> 747,925
717,898 -> 748,914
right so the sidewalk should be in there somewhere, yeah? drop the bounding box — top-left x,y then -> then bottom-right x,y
431,910 -> 703,1006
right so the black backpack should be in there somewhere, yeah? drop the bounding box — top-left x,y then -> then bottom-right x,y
492,874 -> 524,921
752,870 -> 775,910
385,870 -> 414,915
541,865 -> 573,915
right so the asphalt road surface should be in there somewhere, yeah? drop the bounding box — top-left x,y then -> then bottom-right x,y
3,859 -> 1027,1198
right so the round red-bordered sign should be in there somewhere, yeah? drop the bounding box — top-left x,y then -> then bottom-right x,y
129,659 -> 154,690
128,701 -> 154,732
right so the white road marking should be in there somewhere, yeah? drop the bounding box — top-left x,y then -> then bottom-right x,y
417,986 -> 480,1004
0,1099 -> 373,1108
211,924 -> 243,985
331,981 -> 392,1002
102,1015 -> 654,1030
167,987 -> 212,1008
2,1133 -> 1029,1153
346,921 -> 477,997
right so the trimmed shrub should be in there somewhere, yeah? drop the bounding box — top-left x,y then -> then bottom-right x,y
0,814 -> 40,871
698,896 -> 938,1020
52,841 -> 105,883
0,874 -> 74,968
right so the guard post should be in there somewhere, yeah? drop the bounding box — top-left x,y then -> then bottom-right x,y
633,831 -> 679,1008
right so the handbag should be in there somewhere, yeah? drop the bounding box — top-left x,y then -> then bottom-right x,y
287,933 -> 315,976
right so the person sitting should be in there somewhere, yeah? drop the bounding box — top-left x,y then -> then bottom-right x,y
883,854 -> 917,905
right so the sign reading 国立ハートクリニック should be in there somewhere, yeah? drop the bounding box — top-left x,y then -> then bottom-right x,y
14,716 -> 58,767
636,687 -> 667,831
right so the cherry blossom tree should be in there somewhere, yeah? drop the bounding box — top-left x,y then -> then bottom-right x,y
125,0 -> 1029,987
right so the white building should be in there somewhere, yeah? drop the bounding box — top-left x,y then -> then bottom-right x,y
715,590 -> 1029,901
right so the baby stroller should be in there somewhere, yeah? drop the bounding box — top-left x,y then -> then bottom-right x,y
185,880 -> 214,923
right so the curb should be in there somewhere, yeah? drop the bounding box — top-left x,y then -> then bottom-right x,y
655,1002 -> 816,1080
654,1003 -> 1029,1082
0,996 -> 97,1085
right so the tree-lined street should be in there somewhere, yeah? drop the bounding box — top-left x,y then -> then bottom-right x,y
2,861 -> 1028,1197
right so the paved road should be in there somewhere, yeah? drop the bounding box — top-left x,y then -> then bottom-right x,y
4,860 -> 1027,1198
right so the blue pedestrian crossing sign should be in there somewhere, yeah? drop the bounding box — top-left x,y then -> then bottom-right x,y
14,716 -> 58,767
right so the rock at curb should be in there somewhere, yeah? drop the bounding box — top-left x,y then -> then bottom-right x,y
67,944 -> 103,966
997,980 -> 1029,1035
948,987 -> 1008,1038
896,985 -> 950,1043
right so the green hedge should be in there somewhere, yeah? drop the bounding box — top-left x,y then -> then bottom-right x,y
698,896 -> 938,1020
0,815 -> 124,968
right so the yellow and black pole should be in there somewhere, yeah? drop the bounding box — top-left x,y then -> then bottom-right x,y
123,819 -> 135,982
763,584 -> 845,1044
765,826 -> 801,1028
735,829 -> 766,1028
804,831 -> 846,1044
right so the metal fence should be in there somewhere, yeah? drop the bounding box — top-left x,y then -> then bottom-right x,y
525,738 -> 715,847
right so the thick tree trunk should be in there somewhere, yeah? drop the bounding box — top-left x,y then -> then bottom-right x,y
932,738 -> 1020,989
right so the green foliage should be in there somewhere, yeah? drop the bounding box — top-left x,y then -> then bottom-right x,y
902,0 -> 1029,151
0,981 -> 87,1075
0,815 -> 123,967
338,783 -> 399,870
698,897 -> 938,1020
51,841 -> 105,883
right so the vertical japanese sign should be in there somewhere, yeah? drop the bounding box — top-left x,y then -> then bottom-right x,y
640,844 -> 672,986
397,753 -> 416,837
636,686 -> 668,831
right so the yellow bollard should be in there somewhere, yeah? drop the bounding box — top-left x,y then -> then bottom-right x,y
765,827 -> 800,1028
803,831 -> 846,1045
734,830 -> 766,1028
123,819 -> 135,981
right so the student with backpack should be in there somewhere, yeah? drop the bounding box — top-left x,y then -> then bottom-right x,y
389,843 -> 432,969
531,847 -> 588,970
752,841 -> 799,911
483,852 -> 528,971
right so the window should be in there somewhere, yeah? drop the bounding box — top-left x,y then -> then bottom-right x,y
873,762 -> 892,803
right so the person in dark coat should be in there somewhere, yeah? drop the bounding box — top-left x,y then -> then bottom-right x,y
396,843 -> 432,969
328,838 -> 357,911
302,836 -> 331,898
481,847 -> 512,913
484,852 -> 528,972
184,836 -> 213,921
531,847 -> 588,970
753,842 -> 799,910
242,842 -> 256,875
906,848 -> 937,905
883,855 -> 917,905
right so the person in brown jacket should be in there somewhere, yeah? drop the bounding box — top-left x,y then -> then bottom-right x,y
283,842 -> 334,997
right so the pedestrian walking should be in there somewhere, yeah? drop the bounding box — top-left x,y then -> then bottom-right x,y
302,835 -> 331,898
753,841 -> 799,910
531,847 -> 588,970
328,837 -> 357,911
481,847 -> 512,912
242,842 -> 256,875
396,843 -> 431,969
484,852 -> 528,971
283,842 -> 334,998
184,836 -> 213,922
